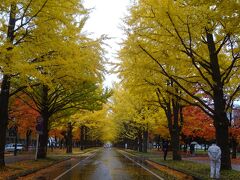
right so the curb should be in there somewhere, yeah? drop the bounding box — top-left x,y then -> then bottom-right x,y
145,159 -> 202,180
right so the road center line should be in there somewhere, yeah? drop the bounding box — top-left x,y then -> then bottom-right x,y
54,152 -> 97,180
118,150 -> 164,180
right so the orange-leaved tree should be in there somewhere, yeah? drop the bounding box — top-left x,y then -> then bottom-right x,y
182,106 -> 215,142
9,95 -> 39,151
229,108 -> 240,158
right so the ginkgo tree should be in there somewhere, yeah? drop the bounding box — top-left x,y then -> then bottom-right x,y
50,105 -> 117,152
120,0 -> 240,169
22,32 -> 109,157
117,54 -> 184,159
0,0 -> 106,166
118,28 -> 186,159
111,84 -> 165,152
20,34 -> 109,158
0,0 -> 50,167
23,82 -> 109,158
111,86 -> 146,151
73,106 -> 117,143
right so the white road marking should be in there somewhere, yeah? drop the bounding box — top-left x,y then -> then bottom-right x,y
118,150 -> 165,180
54,152 -> 97,180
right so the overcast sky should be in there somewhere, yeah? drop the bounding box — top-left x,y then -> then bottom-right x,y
83,0 -> 131,87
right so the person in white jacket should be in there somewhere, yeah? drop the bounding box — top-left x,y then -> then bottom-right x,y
208,141 -> 221,179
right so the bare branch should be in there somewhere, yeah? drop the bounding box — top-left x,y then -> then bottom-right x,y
165,89 -> 214,118
226,85 -> 240,112
221,38 -> 240,83
139,45 -> 215,115
215,34 -> 230,55
14,0 -> 48,33
14,93 -> 40,113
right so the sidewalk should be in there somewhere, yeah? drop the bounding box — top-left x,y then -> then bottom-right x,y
4,147 -> 92,164
5,153 -> 34,164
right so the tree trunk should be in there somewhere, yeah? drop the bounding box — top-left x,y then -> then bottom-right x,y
85,126 -> 88,149
54,136 -> 57,148
0,75 -> 11,168
0,3 -> 16,168
204,144 -> 207,151
60,138 -> 64,149
80,126 -> 85,150
183,144 -> 187,152
66,123 -> 73,153
37,114 -> 49,158
165,98 -> 182,161
171,101 -> 181,161
214,115 -> 231,169
143,130 -> 148,153
170,130 -> 181,160
157,84 -> 182,161
134,138 -> 138,151
157,135 -> 160,151
138,130 -> 143,152
206,32 -> 231,170
14,127 -> 18,156
231,138 -> 237,159
37,85 -> 49,159
26,130 -> 32,151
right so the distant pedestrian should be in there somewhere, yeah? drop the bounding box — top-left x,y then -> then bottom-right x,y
208,140 -> 221,179
190,143 -> 195,156
51,142 -> 54,152
162,140 -> 169,160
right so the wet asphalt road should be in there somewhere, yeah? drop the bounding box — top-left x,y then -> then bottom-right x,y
56,148 -> 160,180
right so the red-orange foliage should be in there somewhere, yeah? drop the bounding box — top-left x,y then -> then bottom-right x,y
49,127 -> 80,141
230,108 -> 240,143
10,96 -> 39,139
73,128 -> 80,141
182,106 -> 215,141
49,129 -> 64,139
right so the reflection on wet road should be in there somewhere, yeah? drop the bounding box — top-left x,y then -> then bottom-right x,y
56,148 -> 160,180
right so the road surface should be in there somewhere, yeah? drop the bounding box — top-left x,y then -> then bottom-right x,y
55,148 -> 161,180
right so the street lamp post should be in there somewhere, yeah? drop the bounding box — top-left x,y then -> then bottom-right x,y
35,116 -> 43,160
13,119 -> 18,156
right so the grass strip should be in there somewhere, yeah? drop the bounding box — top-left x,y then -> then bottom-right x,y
125,149 -> 240,180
